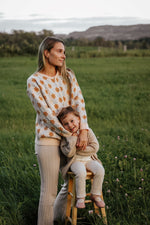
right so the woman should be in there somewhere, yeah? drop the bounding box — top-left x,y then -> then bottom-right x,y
27,36 -> 89,225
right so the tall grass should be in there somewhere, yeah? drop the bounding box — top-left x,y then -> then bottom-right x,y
0,56 -> 150,225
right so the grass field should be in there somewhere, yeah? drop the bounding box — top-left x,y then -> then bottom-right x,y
0,56 -> 150,225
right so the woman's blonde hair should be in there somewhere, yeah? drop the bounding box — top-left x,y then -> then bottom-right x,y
37,36 -> 66,77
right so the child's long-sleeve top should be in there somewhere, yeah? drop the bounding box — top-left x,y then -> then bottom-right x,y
59,128 -> 101,179
27,69 -> 89,141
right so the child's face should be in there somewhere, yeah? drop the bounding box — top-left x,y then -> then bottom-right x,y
61,112 -> 80,134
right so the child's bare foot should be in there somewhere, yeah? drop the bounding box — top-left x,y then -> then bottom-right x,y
76,198 -> 85,208
90,195 -> 105,208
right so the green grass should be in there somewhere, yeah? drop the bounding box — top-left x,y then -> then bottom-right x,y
0,56 -> 150,225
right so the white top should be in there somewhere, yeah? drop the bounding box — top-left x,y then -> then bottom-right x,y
27,69 -> 88,141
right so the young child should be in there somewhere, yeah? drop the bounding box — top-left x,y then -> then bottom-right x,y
58,106 -> 105,209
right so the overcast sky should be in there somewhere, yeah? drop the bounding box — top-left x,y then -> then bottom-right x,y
1,0 -> 150,34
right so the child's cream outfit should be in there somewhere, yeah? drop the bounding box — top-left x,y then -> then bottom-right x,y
60,128 -> 105,198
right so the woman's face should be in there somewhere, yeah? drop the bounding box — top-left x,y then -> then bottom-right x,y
45,42 -> 66,67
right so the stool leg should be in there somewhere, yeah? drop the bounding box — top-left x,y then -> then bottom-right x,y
100,194 -> 107,225
94,202 -> 100,215
65,177 -> 73,225
101,207 -> 107,225
72,207 -> 77,225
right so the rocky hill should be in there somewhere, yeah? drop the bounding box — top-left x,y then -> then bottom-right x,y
57,24 -> 150,41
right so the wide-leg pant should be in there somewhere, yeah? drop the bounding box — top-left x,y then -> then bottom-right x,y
36,144 -> 60,225
70,160 -> 105,198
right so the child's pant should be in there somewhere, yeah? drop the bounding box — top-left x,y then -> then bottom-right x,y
36,144 -> 60,225
70,160 -> 105,198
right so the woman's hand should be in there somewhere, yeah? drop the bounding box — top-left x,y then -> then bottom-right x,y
76,129 -> 88,150
72,132 -> 78,136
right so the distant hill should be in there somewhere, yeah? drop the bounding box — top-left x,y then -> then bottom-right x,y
57,24 -> 150,41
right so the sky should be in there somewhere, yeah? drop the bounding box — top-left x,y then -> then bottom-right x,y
0,0 -> 150,34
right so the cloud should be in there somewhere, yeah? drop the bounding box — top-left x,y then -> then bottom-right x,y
0,16 -> 150,34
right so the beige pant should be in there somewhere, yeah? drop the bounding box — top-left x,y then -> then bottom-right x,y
71,160 -> 105,198
54,160 -> 105,221
36,144 -> 60,225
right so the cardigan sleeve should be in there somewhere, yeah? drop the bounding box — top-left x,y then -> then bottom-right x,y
76,128 -> 99,156
60,136 -> 78,158
27,76 -> 71,137
67,69 -> 89,130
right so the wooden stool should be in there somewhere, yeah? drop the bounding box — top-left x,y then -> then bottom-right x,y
65,171 -> 107,225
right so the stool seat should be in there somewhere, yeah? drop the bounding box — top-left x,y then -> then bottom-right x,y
65,171 -> 107,225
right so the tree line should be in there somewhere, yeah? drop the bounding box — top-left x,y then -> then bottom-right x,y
0,29 -> 150,56
66,36 -> 150,49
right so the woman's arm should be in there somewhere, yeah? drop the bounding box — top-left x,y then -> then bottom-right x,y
76,129 -> 88,150
76,129 -> 99,156
67,69 -> 89,148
